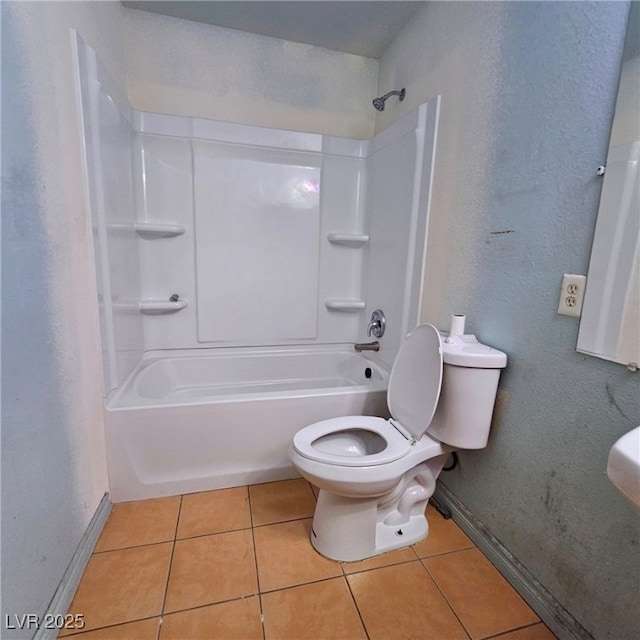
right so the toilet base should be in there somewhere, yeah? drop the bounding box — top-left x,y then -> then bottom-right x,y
309,458 -> 447,562
310,489 -> 430,562
374,515 -> 428,554
303,455 -> 450,562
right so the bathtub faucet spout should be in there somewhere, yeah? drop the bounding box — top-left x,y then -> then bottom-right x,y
354,341 -> 379,352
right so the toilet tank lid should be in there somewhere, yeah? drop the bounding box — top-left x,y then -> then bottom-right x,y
441,334 -> 507,368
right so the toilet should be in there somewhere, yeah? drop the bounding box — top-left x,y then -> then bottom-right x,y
289,322 -> 507,562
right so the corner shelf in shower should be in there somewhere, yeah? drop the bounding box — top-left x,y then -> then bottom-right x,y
324,299 -> 366,312
134,222 -> 186,239
138,299 -> 189,315
327,233 -> 369,247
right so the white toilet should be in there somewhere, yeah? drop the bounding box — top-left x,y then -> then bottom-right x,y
289,322 -> 507,562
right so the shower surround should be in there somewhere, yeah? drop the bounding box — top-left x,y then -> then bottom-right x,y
76,36 -> 439,500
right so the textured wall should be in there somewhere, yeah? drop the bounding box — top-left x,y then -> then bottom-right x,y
124,9 -> 378,139
379,3 -> 639,638
1,2 -> 123,634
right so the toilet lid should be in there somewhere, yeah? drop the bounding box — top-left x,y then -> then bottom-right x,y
387,324 -> 443,441
292,416 -> 412,467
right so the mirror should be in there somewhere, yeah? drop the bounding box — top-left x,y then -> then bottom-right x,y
577,3 -> 639,369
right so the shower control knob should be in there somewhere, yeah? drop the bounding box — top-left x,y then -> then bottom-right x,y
367,309 -> 386,338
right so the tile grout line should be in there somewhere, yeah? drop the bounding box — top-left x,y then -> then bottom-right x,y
94,530 -> 274,555
343,573 -> 371,640
258,572 -> 355,596
339,543 -> 421,578
247,486 -> 267,640
341,555 -> 419,577
483,621 -> 556,640
59,614 -> 162,638
137,594 -> 264,620
421,545 -> 546,639
252,515 -> 315,529
92,538 -> 187,555
91,513 -> 327,557
413,543 -> 477,561
419,554 -> 474,640
159,495 -> 184,627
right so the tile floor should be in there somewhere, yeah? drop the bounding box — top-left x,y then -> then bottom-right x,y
62,479 -> 557,640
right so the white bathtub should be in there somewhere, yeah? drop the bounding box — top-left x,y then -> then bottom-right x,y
105,346 -> 390,502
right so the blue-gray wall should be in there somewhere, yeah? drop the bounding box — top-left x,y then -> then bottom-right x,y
379,3 -> 639,638
1,12 -> 78,635
1,4 -> 124,637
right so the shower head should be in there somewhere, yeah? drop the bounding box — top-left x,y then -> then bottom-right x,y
372,97 -> 386,111
372,88 -> 406,111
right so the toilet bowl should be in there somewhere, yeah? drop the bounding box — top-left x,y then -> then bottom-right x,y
289,322 -> 507,562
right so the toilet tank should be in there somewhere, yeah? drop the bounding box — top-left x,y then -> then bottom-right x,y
426,335 -> 507,449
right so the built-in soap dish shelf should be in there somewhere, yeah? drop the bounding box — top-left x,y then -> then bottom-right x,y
134,222 -> 186,239
325,299 -> 366,312
138,298 -> 189,315
327,233 -> 369,247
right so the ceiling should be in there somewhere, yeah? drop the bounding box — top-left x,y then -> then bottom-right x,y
121,1 -> 425,58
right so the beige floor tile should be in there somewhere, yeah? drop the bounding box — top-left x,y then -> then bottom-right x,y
65,544 -> 172,632
347,561 -> 468,640
491,623 -> 558,640
254,518 -> 341,591
177,487 -> 251,539
412,505 -> 475,558
341,546 -> 417,574
61,618 -> 160,640
164,529 -> 258,613
424,548 -> 539,639
262,577 -> 367,640
160,597 -> 263,640
94,497 -> 180,552
249,479 -> 316,526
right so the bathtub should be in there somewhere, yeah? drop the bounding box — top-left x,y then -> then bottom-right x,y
105,346 -> 390,502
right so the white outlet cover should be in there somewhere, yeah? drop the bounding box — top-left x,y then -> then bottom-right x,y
558,274 -> 587,317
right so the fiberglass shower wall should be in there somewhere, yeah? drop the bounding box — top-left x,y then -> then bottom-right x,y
78,37 -> 440,381
362,102 -> 439,365
75,34 -> 144,393
133,105 -> 439,360
133,115 -> 369,351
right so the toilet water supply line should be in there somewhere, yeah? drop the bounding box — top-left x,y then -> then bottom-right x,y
441,314 -> 464,471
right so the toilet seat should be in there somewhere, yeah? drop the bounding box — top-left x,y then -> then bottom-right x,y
292,416 -> 411,467
293,325 -> 444,470
387,324 -> 443,441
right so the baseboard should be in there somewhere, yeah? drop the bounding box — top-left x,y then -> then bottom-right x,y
33,494 -> 111,640
433,484 -> 593,640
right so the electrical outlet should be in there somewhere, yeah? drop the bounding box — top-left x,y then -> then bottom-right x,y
557,274 -> 587,317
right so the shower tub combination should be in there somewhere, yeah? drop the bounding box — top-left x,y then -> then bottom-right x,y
75,37 -> 439,503
106,346 -> 389,501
